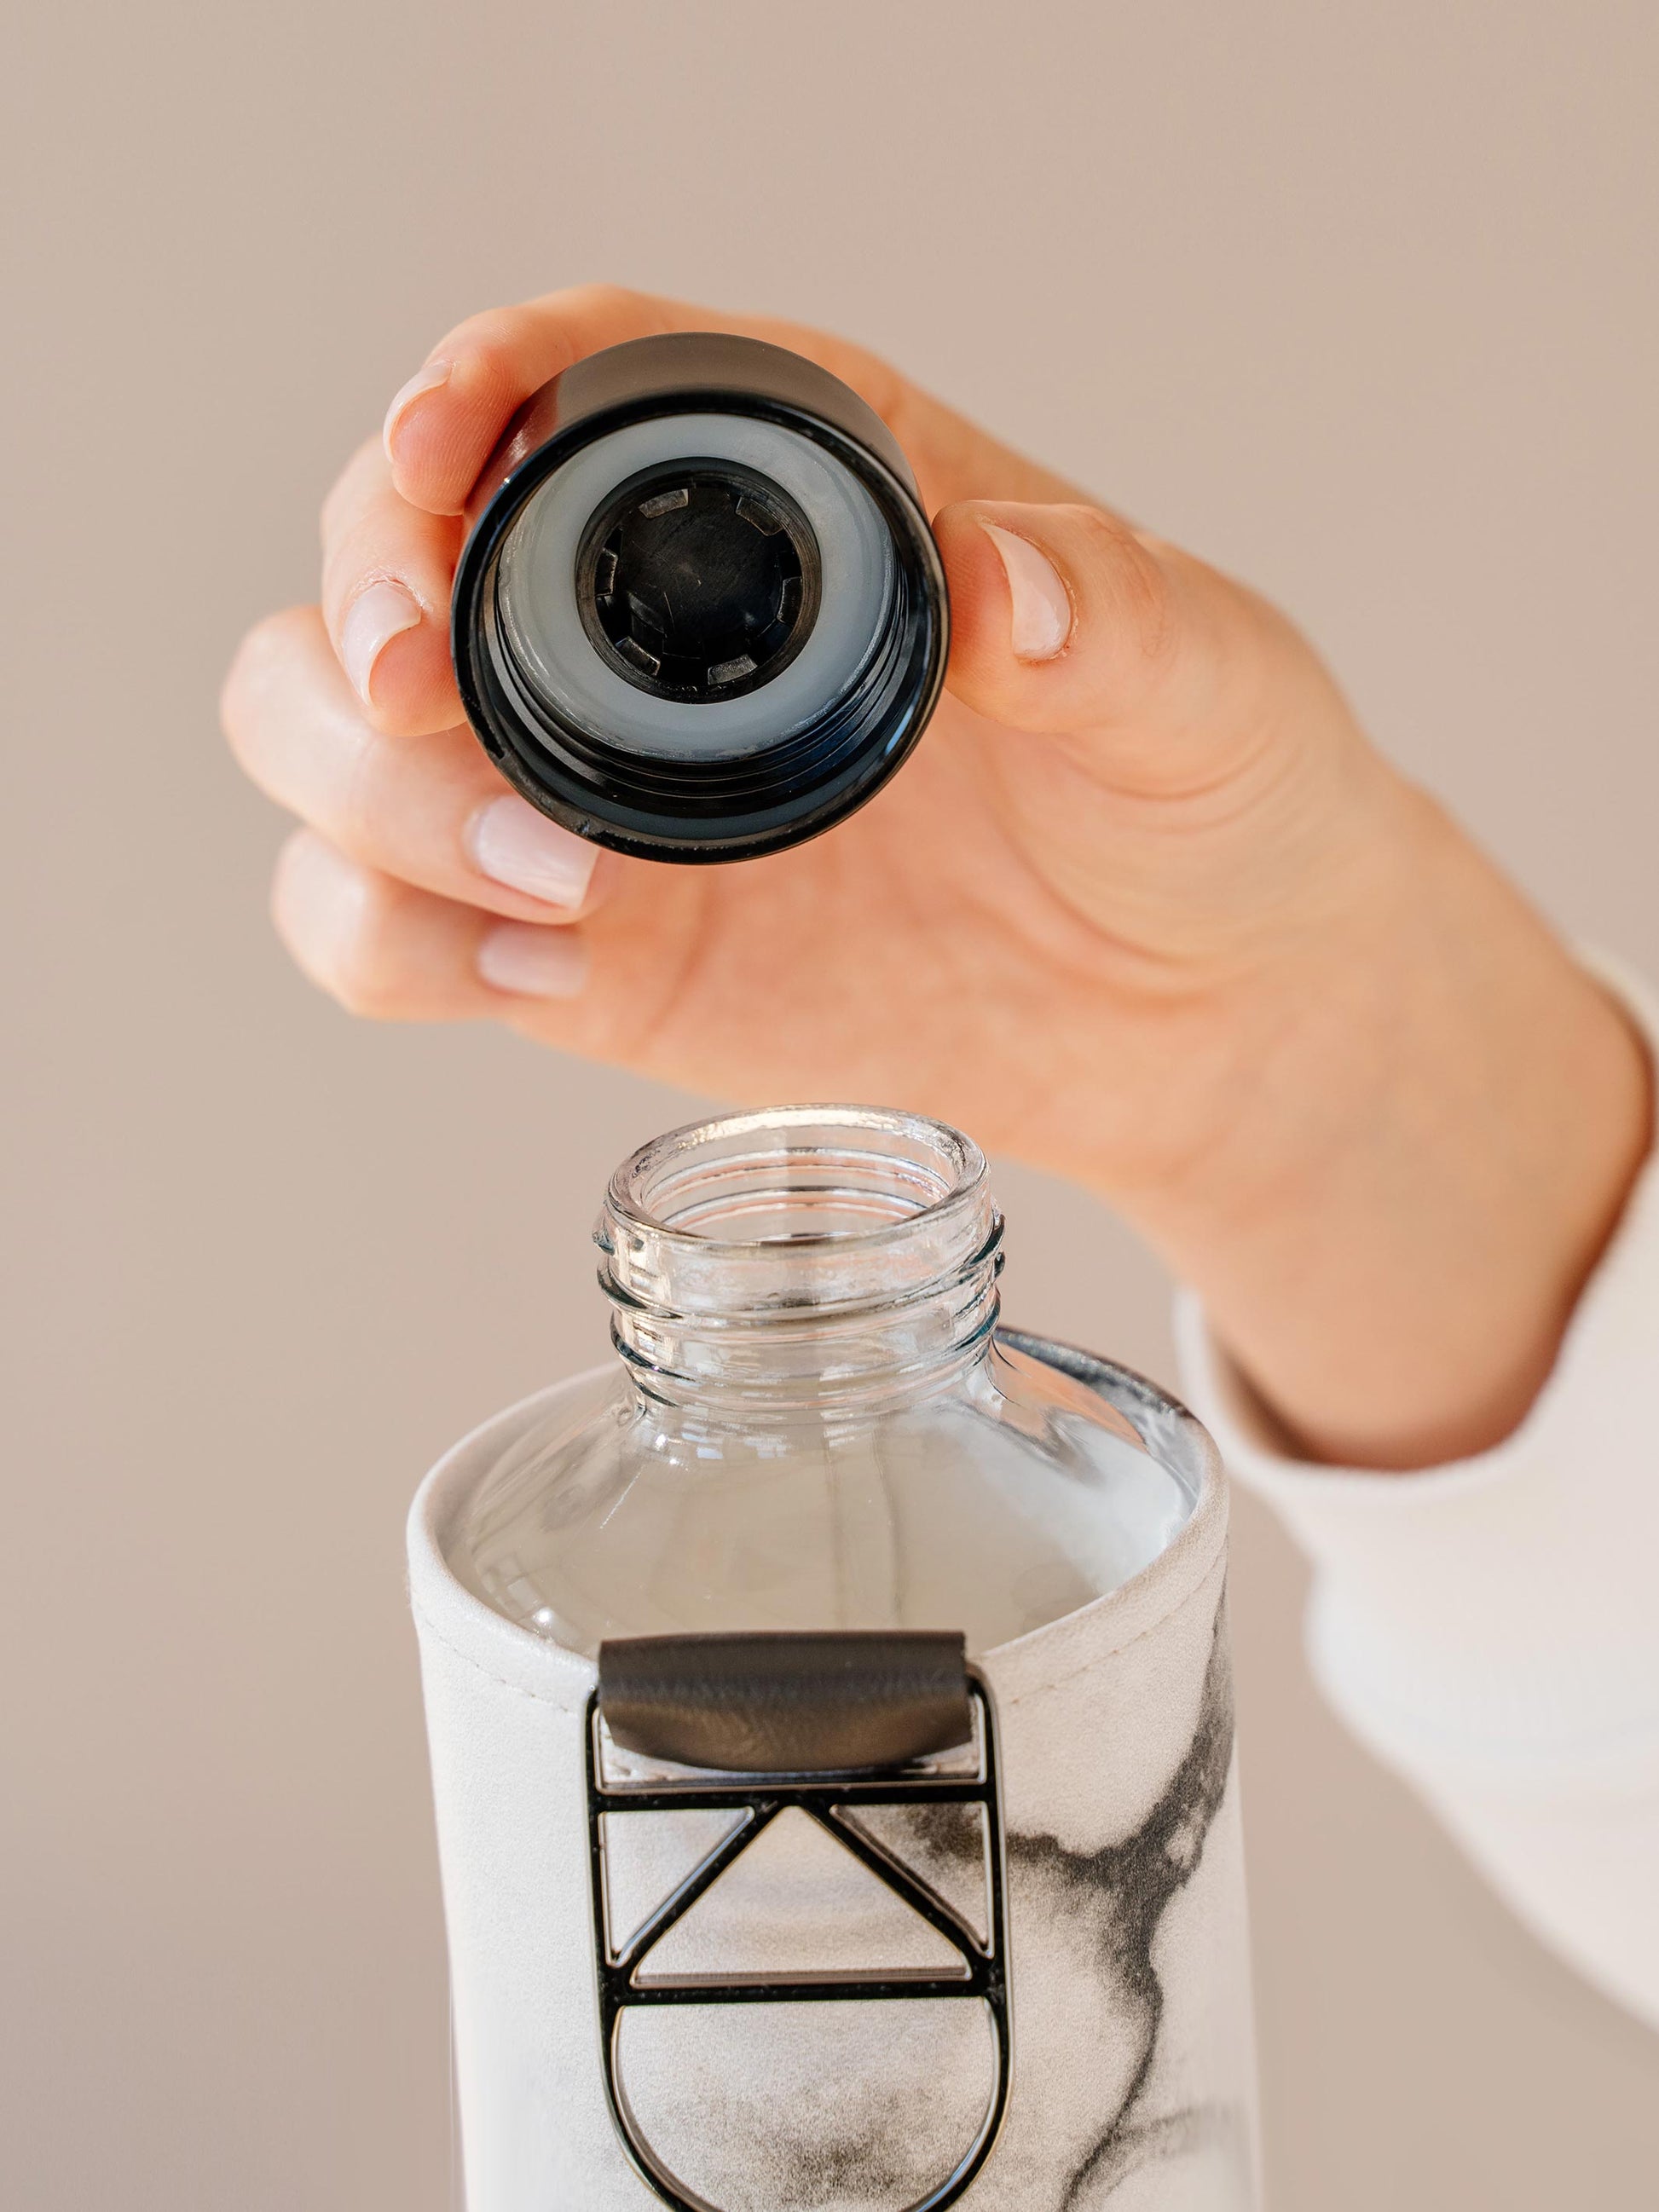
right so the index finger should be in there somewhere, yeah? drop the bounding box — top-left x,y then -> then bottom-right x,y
319,438 -> 465,732
380,282 -> 1080,519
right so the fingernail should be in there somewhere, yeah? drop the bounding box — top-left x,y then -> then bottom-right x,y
983,523 -> 1072,661
383,359 -> 453,460
467,794 -> 599,910
477,921 -> 589,999
339,580 -> 422,707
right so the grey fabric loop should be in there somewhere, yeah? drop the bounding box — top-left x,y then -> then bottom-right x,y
598,1631 -> 972,1773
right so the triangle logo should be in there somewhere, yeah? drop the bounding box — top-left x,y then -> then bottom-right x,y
601,1808 -> 749,1958
833,1800 -> 991,1946
634,1805 -> 965,1984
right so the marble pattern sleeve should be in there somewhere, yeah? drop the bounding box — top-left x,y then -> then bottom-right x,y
1174,954 -> 1659,2030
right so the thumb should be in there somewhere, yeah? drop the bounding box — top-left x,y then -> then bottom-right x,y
934,499 -> 1317,792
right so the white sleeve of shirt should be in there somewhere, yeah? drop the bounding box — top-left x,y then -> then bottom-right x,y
1173,954 -> 1659,2031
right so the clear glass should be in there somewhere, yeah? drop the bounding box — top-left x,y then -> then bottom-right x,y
454,1106 -> 1195,1656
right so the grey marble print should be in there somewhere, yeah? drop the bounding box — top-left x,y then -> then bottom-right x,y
616,1600 -> 1247,2212
410,1372 -> 1257,2212
866,1601 -> 1240,2209
1006,1602 -> 1240,2207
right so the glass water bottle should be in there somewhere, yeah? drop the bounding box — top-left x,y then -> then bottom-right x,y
454,1103 -> 1193,1654
412,1103 -> 1258,2212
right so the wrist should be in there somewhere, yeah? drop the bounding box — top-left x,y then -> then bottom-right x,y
1124,791 -> 1652,1467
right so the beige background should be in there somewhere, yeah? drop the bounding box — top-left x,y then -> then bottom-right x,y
3,3 -> 1656,2204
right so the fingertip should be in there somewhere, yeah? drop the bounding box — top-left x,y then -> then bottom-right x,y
477,919 -> 590,1001
980,523 -> 1074,661
356,618 -> 465,738
381,286 -> 673,514
935,503 -> 1042,709
937,503 -> 1077,678
381,359 -> 453,470
338,577 -> 420,692
270,830 -> 493,1022
221,604 -> 312,739
383,343 -> 523,515
334,579 -> 462,736
269,827 -> 361,985
272,821 -> 363,923
937,499 -> 1179,736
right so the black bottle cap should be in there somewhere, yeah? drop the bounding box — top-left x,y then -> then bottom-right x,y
451,332 -> 949,864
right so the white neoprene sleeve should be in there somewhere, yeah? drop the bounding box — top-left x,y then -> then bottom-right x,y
411,1371 -> 1260,2210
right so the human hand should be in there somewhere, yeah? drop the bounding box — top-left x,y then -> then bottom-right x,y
223,286 -> 1648,1468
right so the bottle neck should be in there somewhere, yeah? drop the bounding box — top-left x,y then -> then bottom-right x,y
596,1107 -> 1003,1418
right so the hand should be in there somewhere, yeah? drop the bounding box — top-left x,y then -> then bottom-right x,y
223,286 -> 1649,1469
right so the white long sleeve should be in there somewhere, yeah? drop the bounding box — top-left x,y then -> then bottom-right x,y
1174,956 -> 1659,2030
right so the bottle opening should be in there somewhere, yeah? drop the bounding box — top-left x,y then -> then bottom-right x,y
598,1106 -> 1003,1397
615,1106 -> 982,1246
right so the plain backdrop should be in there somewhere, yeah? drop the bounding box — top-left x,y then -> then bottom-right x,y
3,4 -> 1656,2205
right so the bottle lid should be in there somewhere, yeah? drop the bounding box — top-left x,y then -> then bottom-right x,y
452,332 -> 949,863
